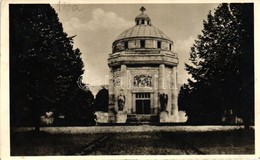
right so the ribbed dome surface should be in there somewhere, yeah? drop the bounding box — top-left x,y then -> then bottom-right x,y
115,25 -> 171,42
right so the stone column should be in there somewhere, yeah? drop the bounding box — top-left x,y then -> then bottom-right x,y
108,67 -> 116,123
121,64 -> 127,89
108,67 -> 114,108
153,91 -> 158,114
120,64 -> 127,112
158,64 -> 165,93
171,66 -> 179,121
158,64 -> 165,111
132,93 -> 136,113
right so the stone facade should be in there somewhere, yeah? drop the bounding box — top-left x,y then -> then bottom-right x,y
107,7 -> 179,123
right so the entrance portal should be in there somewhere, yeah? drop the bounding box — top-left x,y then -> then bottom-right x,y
135,93 -> 151,114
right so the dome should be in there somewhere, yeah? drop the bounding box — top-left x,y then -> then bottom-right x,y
114,7 -> 172,43
115,25 -> 171,42
112,7 -> 174,53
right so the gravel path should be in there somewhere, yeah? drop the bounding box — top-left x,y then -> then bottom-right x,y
12,125 -> 246,134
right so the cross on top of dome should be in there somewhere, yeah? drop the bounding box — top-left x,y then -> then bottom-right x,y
135,6 -> 151,25
140,6 -> 146,13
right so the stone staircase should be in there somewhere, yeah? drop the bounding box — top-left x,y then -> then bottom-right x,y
126,114 -> 158,124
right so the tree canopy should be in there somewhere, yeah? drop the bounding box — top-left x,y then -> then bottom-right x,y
95,87 -> 109,112
178,3 -> 254,127
10,4 -> 90,128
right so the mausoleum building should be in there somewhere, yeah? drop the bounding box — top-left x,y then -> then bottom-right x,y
106,7 -> 179,123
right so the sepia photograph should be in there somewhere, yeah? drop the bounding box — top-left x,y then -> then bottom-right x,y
0,0 -> 258,159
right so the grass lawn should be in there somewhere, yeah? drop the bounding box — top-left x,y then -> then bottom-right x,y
10,126 -> 254,155
11,130 -> 105,156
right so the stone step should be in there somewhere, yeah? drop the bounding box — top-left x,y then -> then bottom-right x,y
126,114 -> 158,123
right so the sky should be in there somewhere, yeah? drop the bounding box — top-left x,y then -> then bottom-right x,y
52,3 -> 220,86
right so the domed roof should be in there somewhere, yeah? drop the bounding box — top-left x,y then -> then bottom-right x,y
115,25 -> 171,41
114,7 -> 172,42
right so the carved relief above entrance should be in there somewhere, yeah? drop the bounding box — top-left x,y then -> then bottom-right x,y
133,75 -> 152,87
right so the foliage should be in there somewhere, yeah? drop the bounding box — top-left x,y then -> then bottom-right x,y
95,87 -> 109,112
65,86 -> 95,125
10,5 -> 87,128
178,3 -> 254,126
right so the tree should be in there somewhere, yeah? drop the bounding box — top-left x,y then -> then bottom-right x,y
229,3 -> 254,129
95,87 -> 109,112
65,84 -> 95,125
180,3 -> 254,127
10,4 -> 85,131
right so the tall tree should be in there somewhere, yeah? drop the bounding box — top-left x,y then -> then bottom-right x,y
229,3 -> 254,129
10,4 -> 84,130
179,3 -> 254,127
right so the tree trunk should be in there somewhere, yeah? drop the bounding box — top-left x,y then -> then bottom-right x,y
243,117 -> 251,130
34,114 -> 41,132
35,125 -> 40,132
33,101 -> 41,132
